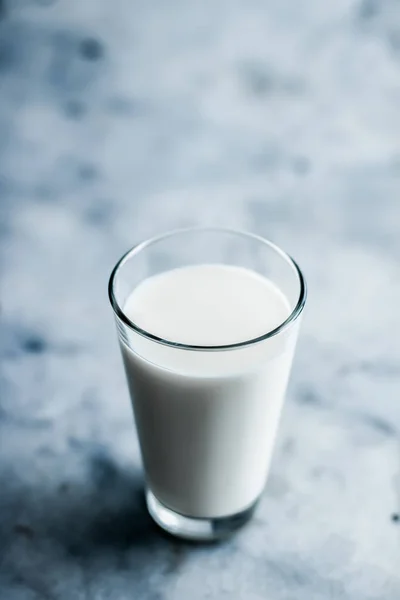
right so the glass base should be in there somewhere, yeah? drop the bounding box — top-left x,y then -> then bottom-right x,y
146,489 -> 258,541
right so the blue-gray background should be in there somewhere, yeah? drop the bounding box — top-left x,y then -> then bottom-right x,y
0,0 -> 399,598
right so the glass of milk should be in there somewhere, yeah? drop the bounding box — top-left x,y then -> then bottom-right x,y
109,228 -> 306,540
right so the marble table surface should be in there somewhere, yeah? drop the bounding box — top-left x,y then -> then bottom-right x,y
1,0 -> 399,598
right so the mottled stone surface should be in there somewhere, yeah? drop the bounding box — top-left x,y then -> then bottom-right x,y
0,0 -> 399,598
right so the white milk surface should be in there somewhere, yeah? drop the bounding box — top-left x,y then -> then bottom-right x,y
121,264 -> 297,518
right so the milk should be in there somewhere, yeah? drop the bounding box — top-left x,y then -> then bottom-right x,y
120,264 -> 298,518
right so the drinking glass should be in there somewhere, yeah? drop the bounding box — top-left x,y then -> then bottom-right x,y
109,228 -> 306,540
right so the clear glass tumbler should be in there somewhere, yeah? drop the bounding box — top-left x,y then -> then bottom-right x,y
108,228 -> 306,540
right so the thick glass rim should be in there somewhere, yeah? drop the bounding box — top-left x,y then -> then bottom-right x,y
108,227 -> 307,351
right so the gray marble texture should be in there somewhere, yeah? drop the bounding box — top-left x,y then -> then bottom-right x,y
0,0 -> 399,598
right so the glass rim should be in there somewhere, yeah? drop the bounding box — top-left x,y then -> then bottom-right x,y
108,227 -> 307,351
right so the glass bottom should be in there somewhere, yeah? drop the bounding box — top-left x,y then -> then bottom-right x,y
146,489 -> 258,541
